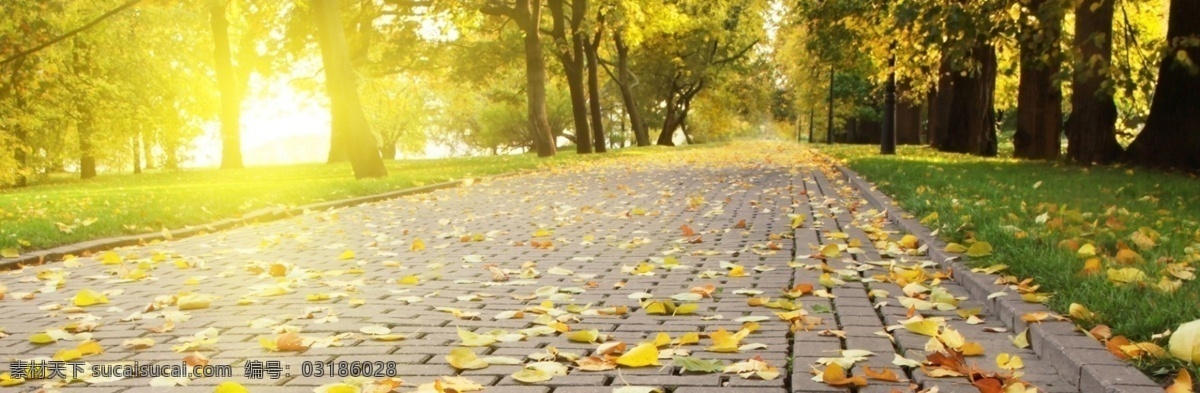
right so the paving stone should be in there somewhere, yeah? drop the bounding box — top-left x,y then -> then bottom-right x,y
0,151 -> 1092,393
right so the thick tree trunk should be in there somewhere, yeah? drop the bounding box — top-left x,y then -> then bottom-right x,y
312,0 -> 388,178
1065,0 -> 1121,164
80,118 -> 96,179
524,32 -> 557,157
1013,0 -> 1063,160
936,44 -> 998,156
856,116 -> 881,144
1125,0 -> 1200,169
562,62 -> 591,153
896,101 -> 922,144
509,0 -> 557,157
211,3 -> 243,169
928,87 -> 947,148
657,98 -> 678,146
895,81 -> 922,144
585,27 -> 606,153
381,142 -> 397,160
613,32 -> 649,146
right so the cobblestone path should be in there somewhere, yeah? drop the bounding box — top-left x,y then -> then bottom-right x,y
0,144 -> 1077,393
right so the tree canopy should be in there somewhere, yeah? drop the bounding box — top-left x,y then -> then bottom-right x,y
1,0 -> 1198,186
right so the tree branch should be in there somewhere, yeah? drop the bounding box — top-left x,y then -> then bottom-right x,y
479,2 -> 516,18
711,39 -> 759,66
1,0 -> 143,67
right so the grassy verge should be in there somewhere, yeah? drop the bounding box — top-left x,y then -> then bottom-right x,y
0,151 -> 608,253
816,143 -> 1200,382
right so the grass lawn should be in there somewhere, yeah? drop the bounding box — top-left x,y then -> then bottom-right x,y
817,143 -> 1200,381
0,152 -> 596,253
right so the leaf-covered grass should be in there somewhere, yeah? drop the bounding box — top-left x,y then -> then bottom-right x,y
1,147 -> 707,253
817,143 -> 1200,381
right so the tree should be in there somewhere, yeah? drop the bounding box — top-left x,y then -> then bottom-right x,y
311,0 -> 387,178
1012,0 -> 1065,159
930,46 -> 999,156
896,0 -> 1004,156
1064,0 -> 1122,164
633,0 -> 763,146
547,0 -> 592,153
584,10 -> 607,152
361,74 -> 429,159
480,0 -> 557,157
209,0 -> 243,169
605,30 -> 649,146
1125,0 -> 1200,169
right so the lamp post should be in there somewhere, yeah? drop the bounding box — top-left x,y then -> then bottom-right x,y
881,42 -> 897,155
826,64 -> 834,144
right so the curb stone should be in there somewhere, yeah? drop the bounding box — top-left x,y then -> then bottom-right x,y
0,168 -> 539,270
832,163 -> 1163,393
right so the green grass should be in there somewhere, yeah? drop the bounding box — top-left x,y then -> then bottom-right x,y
0,152 -> 597,253
816,143 -> 1200,381
0,143 -> 729,253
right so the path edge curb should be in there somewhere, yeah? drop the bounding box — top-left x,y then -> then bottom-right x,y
0,168 -> 535,271
832,163 -> 1164,393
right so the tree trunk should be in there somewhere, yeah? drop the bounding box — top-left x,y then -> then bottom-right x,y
210,2 -> 243,169
513,0 -> 557,157
1065,0 -> 1120,164
562,61 -> 591,153
826,64 -> 835,144
658,102 -> 678,146
807,105 -> 815,142
896,102 -> 922,144
312,0 -> 388,178
895,82 -> 922,144
1125,0 -> 1200,169
928,86 -> 946,148
548,0 -> 591,154
1013,0 -> 1063,160
380,142 -> 397,160
585,24 -> 606,153
75,109 -> 95,179
613,32 -> 649,146
937,44 -> 998,156
132,133 -> 142,175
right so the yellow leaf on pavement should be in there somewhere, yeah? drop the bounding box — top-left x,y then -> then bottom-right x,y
447,347 -> 489,370
996,353 -> 1023,370
821,363 -> 867,386
820,244 -> 840,258
567,329 -> 600,343
73,289 -> 109,307
616,343 -> 660,367
458,328 -> 497,347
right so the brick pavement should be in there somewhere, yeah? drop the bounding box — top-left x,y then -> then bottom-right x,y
0,145 -> 1078,392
